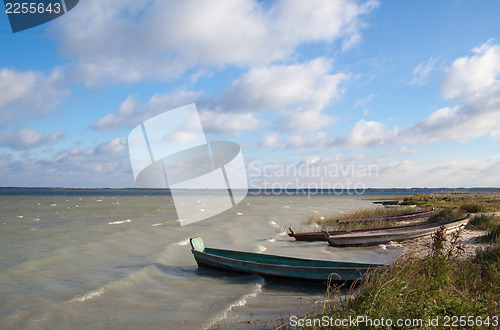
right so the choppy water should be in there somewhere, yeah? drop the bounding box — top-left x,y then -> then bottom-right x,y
0,193 -> 403,329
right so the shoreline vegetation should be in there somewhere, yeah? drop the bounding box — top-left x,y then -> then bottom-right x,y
276,193 -> 500,329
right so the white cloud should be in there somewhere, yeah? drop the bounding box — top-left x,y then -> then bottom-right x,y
95,137 -> 127,154
0,68 -> 69,123
202,58 -> 348,133
208,58 -> 348,112
200,111 -> 260,134
92,90 -> 203,130
260,131 -> 331,150
94,58 -> 348,134
334,119 -> 398,147
335,40 -> 500,147
54,0 -> 378,85
442,39 -> 500,100
409,58 -> 437,86
280,109 -> 337,133
0,129 -> 66,150
0,138 -> 134,187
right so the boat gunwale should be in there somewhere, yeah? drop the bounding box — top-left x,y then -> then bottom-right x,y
195,246 -> 384,269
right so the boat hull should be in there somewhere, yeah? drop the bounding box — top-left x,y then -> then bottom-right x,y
325,217 -> 469,247
190,238 -> 382,281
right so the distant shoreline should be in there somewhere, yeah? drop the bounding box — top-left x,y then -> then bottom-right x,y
1,187 -> 499,196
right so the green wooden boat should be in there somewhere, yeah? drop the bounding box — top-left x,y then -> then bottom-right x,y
190,237 -> 383,281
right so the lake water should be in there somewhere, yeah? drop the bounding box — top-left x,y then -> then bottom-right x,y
0,193 -> 403,329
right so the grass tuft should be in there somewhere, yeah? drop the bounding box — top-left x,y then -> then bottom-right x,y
298,231 -> 500,329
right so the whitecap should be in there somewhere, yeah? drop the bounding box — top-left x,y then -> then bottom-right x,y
200,209 -> 205,212
152,223 -> 163,227
33,218 -> 40,221
75,288 -> 104,302
177,238 -> 190,246
50,204 -> 57,207
255,245 -> 266,253
16,215 -> 23,218
204,283 -> 262,329
108,219 -> 131,225
266,238 -> 276,243
237,212 -> 243,215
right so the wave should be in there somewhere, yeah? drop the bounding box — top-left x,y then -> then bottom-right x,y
203,279 -> 264,329
108,219 -> 131,225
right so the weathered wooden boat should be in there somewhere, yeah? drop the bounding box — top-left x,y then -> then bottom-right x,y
288,221 -> 427,242
336,209 -> 434,224
189,237 -> 383,281
324,215 -> 470,247
373,200 -> 401,205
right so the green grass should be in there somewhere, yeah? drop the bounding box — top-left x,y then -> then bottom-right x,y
427,208 -> 466,223
293,232 -> 500,329
402,193 -> 500,211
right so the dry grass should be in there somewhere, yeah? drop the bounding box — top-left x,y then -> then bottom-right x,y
284,228 -> 500,329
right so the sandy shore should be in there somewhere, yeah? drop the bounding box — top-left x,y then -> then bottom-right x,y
400,211 -> 499,258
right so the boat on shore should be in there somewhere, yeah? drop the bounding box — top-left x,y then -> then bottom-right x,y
189,237 -> 383,281
323,215 -> 469,247
288,221 -> 428,241
336,209 -> 434,224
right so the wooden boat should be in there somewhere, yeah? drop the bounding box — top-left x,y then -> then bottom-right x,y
336,209 -> 434,224
288,221 -> 428,242
373,200 -> 401,205
189,237 -> 383,281
324,215 -> 470,247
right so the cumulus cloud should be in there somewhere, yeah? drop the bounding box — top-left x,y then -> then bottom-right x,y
0,138 -> 133,187
334,40 -> 500,147
92,90 -> 203,130
94,58 -> 349,134
202,58 -> 348,133
95,137 -> 127,154
0,68 -> 69,124
260,131 -> 331,150
400,40 -> 500,142
0,129 -> 66,150
54,0 -> 378,85
333,119 -> 398,147
208,58 -> 347,112
441,39 -> 500,100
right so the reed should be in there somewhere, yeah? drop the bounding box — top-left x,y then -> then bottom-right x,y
286,229 -> 500,329
306,206 -> 429,227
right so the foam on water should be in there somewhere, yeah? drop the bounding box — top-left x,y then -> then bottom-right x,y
108,219 -> 131,225
177,238 -> 190,246
203,280 -> 264,329
74,288 -> 104,302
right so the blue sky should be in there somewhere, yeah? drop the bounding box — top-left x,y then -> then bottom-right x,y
1,0 -> 499,188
